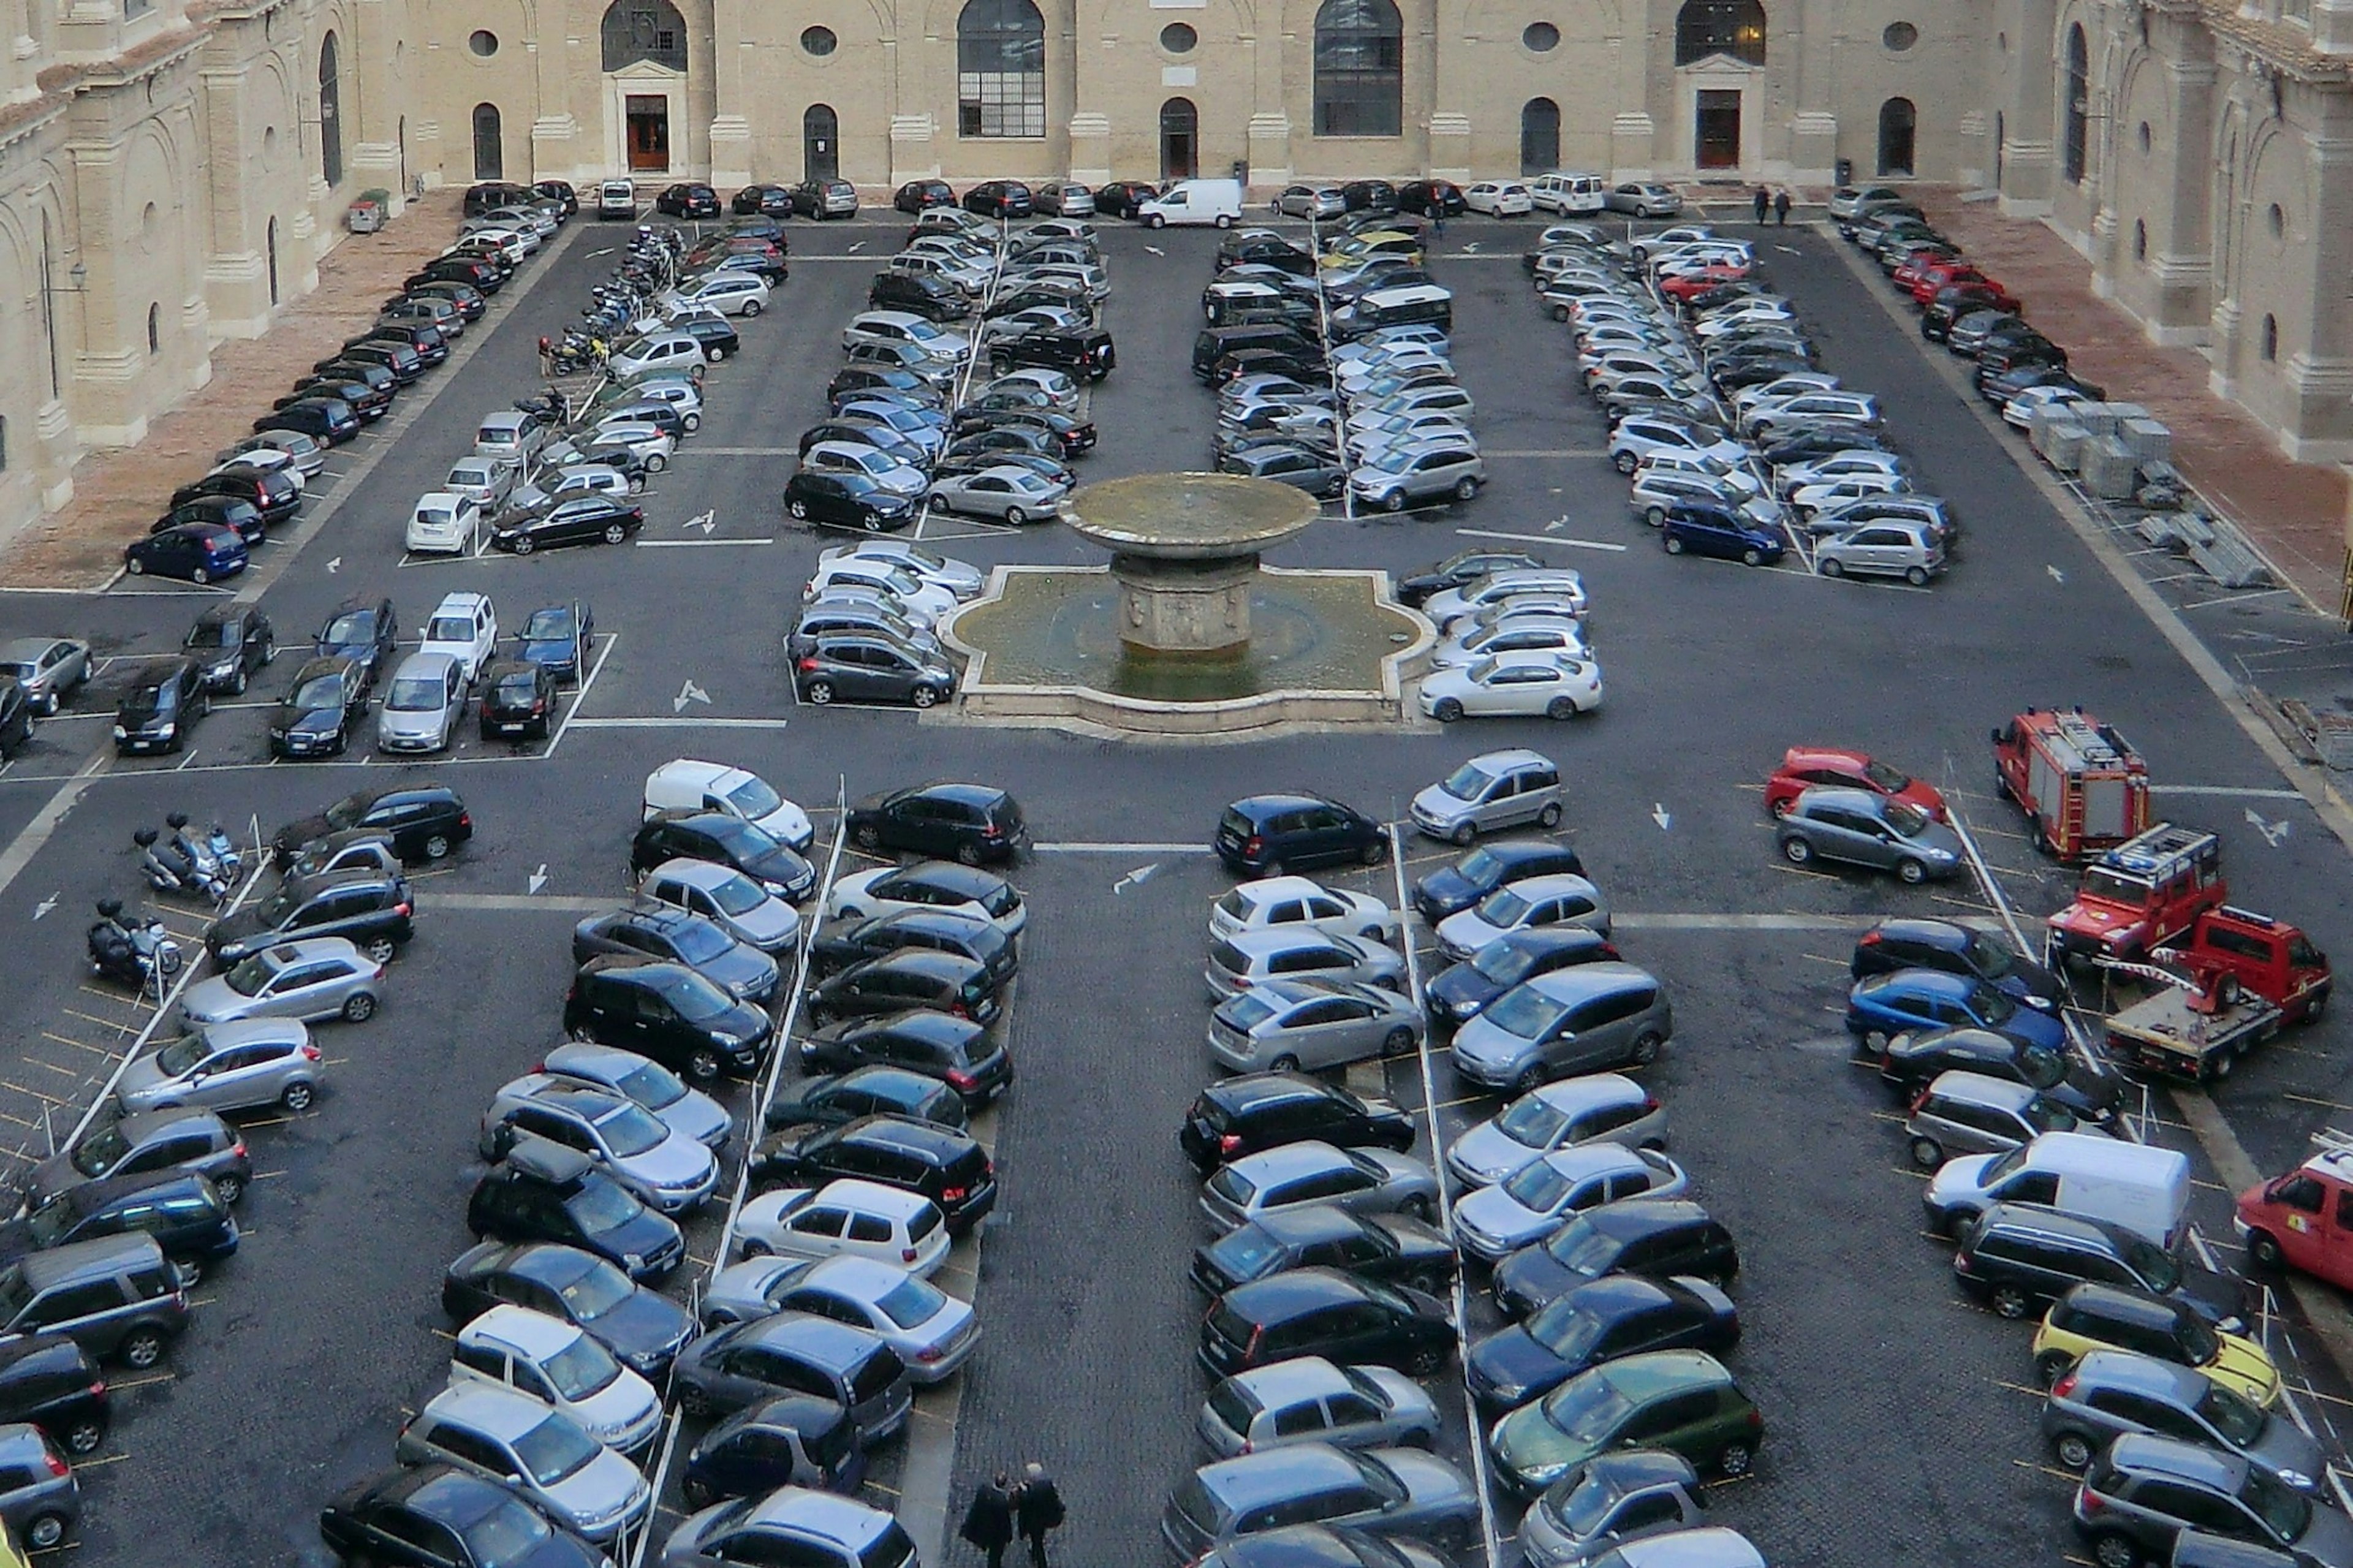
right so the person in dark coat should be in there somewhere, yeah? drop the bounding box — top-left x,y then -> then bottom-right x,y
1752,186 -> 1770,224
1015,1463 -> 1066,1568
960,1473 -> 1017,1568
1773,189 -> 1792,224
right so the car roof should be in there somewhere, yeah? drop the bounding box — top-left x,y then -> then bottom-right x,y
1226,928 -> 1371,963
1924,1072 -> 2044,1112
1525,1073 -> 1648,1116
1578,1198 -> 1715,1240
2068,1348 -> 2207,1403
1863,967 -> 1975,999
743,1487 -> 897,1547
463,1303 -> 585,1358
423,1381 -> 558,1441
1252,1205 -> 1373,1248
1596,1349 -> 1732,1399
1208,1074 -> 1347,1113
650,857 -> 748,891
831,1115 -> 972,1159
15,1232 -> 166,1290
1200,1444 -> 1366,1507
813,1178 -> 934,1219
1233,1356 -> 1353,1404
2064,1283 -> 2188,1326
1230,793 -> 1346,820
2109,1433 -> 2245,1490
1521,961 -> 1658,1006
1795,786 -> 1896,817
391,650 -> 462,681
1230,1142 -> 1354,1183
737,1311 -> 886,1369
1612,1528 -> 1765,1568
795,1255 -> 917,1303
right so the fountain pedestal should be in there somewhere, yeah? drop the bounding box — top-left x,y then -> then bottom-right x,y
1111,553 -> 1257,659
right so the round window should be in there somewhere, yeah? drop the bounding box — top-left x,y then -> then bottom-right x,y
1523,21 -> 1560,51
1882,21 -> 1918,50
801,25 -> 837,56
1159,21 -> 1197,53
468,29 -> 497,56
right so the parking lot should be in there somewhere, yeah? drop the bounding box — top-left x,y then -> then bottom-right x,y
0,191 -> 2351,1568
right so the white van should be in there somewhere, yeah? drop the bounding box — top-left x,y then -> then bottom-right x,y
1332,282 -> 1454,337
597,179 -> 637,220
1924,1131 -> 2190,1249
1529,173 -> 1607,216
642,760 -> 816,854
1136,178 -> 1244,230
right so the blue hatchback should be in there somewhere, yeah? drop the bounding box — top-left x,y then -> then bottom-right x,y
1661,502 -> 1787,567
1845,968 -> 2066,1052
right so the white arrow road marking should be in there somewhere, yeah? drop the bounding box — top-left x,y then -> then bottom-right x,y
683,509 -> 718,534
528,864 -> 550,894
327,557 -> 341,574
1773,244 -> 1802,255
32,893 -> 57,920
673,680 -> 712,713
846,241 -> 865,253
588,247 -> 616,258
1112,863 -> 1159,894
1461,242 -> 1481,253
1651,803 -> 1672,831
2047,565 -> 2066,585
2245,808 -> 2290,847
1544,515 -> 1568,532
1143,245 -> 1165,256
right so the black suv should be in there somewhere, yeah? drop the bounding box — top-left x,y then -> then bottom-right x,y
1199,1268 -> 1453,1378
0,1338 -> 109,1456
0,1169 -> 237,1286
987,330 -> 1116,383
171,466 -> 301,529
440,1241 -> 694,1377
1851,917 -> 2065,1009
561,958 -> 774,1082
1180,1075 -> 1416,1170
807,950 -> 1005,1028
206,868 -> 414,966
570,907 -> 780,1006
749,1115 -> 996,1233
272,783 -> 472,867
113,657 -> 208,755
466,1135 -> 684,1281
270,655 -> 372,759
795,1012 -> 1011,1110
809,911 -> 1016,986
846,782 -> 1026,866
1492,1199 -> 1740,1319
763,1067 -> 968,1135
1953,1203 -> 2251,1327
180,604 -> 276,695
631,812 -> 816,901
1214,793 -> 1387,877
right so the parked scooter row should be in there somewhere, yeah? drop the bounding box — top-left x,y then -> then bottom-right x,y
132,813 -> 244,905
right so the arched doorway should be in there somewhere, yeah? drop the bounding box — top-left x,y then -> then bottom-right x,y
1520,97 -> 1561,175
265,217 -> 279,306
604,1 -> 688,173
1876,97 -> 1915,176
318,33 -> 343,187
803,105 -> 838,181
1160,97 -> 1197,180
472,103 -> 504,180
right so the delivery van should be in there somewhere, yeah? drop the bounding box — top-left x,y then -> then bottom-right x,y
1924,1131 -> 2191,1249
1137,178 -> 1245,229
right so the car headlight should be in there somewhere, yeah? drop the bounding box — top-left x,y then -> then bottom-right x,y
710,1031 -> 743,1048
2277,1469 -> 2314,1491
112,724 -> 127,739
760,879 -> 789,896
622,1253 -> 644,1272
156,722 -> 176,738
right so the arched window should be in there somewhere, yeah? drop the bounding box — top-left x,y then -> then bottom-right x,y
1313,0 -> 1403,138
146,303 -> 161,355
2062,23 -> 2088,184
958,0 -> 1045,138
266,216 -> 279,305
2260,313 -> 2278,362
318,32 -> 343,187
1675,0 -> 1767,66
1521,97 -> 1561,175
601,1 -> 688,73
472,103 -> 504,180
1876,97 -> 1916,176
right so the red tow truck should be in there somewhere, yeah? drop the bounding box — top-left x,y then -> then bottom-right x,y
2101,907 -> 2330,1081
1992,707 -> 2151,861
2237,1135 -> 2353,1283
2046,822 -> 2227,971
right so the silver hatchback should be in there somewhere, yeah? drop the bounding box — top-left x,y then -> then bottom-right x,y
377,651 -> 467,754
1411,749 -> 1565,844
115,1018 -> 321,1114
1197,1357 -> 1442,1458
176,937 -> 385,1026
1200,1142 -> 1440,1233
1775,786 -> 1965,884
1205,930 -> 1408,1001
396,1382 -> 653,1542
1813,519 -> 1945,586
1210,980 -> 1426,1075
1905,1070 -> 2090,1169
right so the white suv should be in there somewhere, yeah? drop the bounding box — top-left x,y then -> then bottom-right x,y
420,591 -> 498,681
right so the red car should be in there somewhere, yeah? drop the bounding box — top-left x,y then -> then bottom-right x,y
1764,747 -> 1950,822
1910,262 -> 2006,306
1889,247 -> 1963,290
1659,264 -> 1752,302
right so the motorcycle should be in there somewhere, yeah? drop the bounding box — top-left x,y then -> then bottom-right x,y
88,898 -> 182,989
135,820 -> 228,904
169,812 -> 243,890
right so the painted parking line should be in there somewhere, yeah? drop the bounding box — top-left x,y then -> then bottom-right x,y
633,538 -> 776,548
563,716 -> 794,730
433,895 -> 614,913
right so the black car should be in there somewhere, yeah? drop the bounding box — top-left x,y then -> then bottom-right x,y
1710,354 -> 1819,394
1878,1027 -> 2124,1122
1922,289 -> 2014,343
1397,179 -> 1468,217
733,183 -> 797,216
466,1135 -> 684,1281
358,320 -> 450,365
284,374 -> 389,421
963,180 -> 1034,219
171,465 -> 301,529
750,1115 -> 996,1232
312,596 -> 399,683
1425,928 -> 1621,1027
1191,1205 -> 1457,1298
511,600 -> 593,684
1492,1200 -> 1740,1319
0,680 -> 25,761
656,183 -> 722,219
683,1396 -> 864,1504
795,1011 -> 1010,1110
325,338 -> 423,385
1180,1074 -> 1416,1170
952,403 -> 1096,453
1464,1273 -> 1741,1414
1214,793 -> 1386,877
868,271 -> 971,323
987,330 -> 1116,382
154,493 -> 267,547
826,365 -> 947,407
631,811 -> 816,901
441,1241 -> 694,1377
810,910 -> 1017,987
405,256 -> 502,294
175,604 -> 276,697
1218,442 -> 1346,497
1199,1268 -> 1453,1377
1412,841 -> 1590,923
800,419 -> 930,468
846,782 -> 1026,866
1953,1203 -> 2251,1327
675,315 -> 743,362
1393,550 -> 1547,609
490,495 -> 645,554
1093,180 -> 1158,218
0,1170 -> 237,1286
205,868 -> 414,965
113,657 -> 208,756
532,180 -> 578,216
806,949 -> 1005,1028
253,396 -> 361,445
322,1465 -> 607,1568
563,957 -> 775,1082
1851,918 -> 2064,1010
269,656 -> 371,759
571,906 -> 779,1006
763,1066 -> 968,1135
462,181 -> 537,218
1217,235 -> 1317,275
271,782 -> 472,867
784,470 -> 919,534
477,659 -> 556,741
894,179 -> 957,213
1756,426 -> 1891,469
404,279 -> 489,320
1341,179 -> 1400,214
0,1338 -> 110,1457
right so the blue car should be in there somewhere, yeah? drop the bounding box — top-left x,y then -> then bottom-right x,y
1660,502 -> 1787,567
1850,917 -> 2066,1011
123,521 -> 248,584
514,601 -> 594,683
1844,968 -> 2066,1053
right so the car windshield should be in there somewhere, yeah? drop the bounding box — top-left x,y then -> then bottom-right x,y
1495,1093 -> 1571,1146
660,973 -> 735,1024
2022,1095 -> 2078,1135
540,1333 -> 622,1402
596,1103 -> 669,1158
291,673 -> 346,710
467,1495 -> 556,1568
153,1033 -> 216,1077
1540,1377 -> 1636,1442
186,622 -> 240,649
1883,801 -> 1931,838
725,777 -> 783,819
322,792 -> 370,831
221,954 -> 281,997
510,1412 -> 601,1485
2018,1046 -> 2068,1092
1553,1467 -> 1629,1538
521,610 -> 574,641
1974,987 -> 2017,1026
2196,1381 -> 2268,1447
555,1260 -> 633,1319
708,875 -> 768,918
610,1059 -> 688,1113
1526,1299 -> 1607,1363
2243,1468 -> 2311,1542
1453,847 -> 1506,885
1965,932 -> 2019,980
1544,1218 -> 1619,1272
873,1275 -> 949,1329
1212,1227 -> 1284,1277
1441,761 -> 1498,800
1484,988 -> 1569,1042
2082,868 -> 2149,905
72,1123 -> 129,1176
665,919 -> 733,964
387,675 -> 445,711
1477,889 -> 1532,928
565,1178 -> 642,1232
491,673 -> 540,703
1503,1161 -> 1576,1213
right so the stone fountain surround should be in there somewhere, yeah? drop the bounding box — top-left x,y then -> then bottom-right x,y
935,562 -> 1439,739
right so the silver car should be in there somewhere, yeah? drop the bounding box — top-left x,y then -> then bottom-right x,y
927,464 -> 1069,525
116,1018 -> 321,1115
1210,980 -> 1426,1074
1446,1074 -> 1672,1188
1775,786 -> 1965,884
817,542 -> 985,601
1205,929 -> 1406,1001
480,1078 -> 720,1214
1163,1444 -> 1478,1559
1813,520 -> 1945,586
1434,874 -> 1612,961
444,457 -> 519,511
1449,962 -> 1673,1092
0,638 -> 91,715
1421,570 -> 1590,631
1200,1142 -> 1440,1233
395,1383 -> 652,1542
699,1256 -> 815,1328
1452,1143 -> 1691,1262
1905,1070 -> 2090,1169
377,651 -> 466,754
1430,619 -> 1592,673
539,1041 -> 732,1151
1197,1357 -> 1442,1458
767,1256 -> 978,1384
1411,750 -> 1566,844
177,937 -> 385,1026
639,858 -> 803,953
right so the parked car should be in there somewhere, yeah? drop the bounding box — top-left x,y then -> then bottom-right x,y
394,1382 -> 651,1542
439,1241 -> 694,1378
2034,1284 -> 2281,1406
1444,1074 -> 1665,1187
203,868 -> 413,967
1776,786 -> 1966,884
1466,1274 -> 1740,1415
1200,1142 -> 1439,1233
1162,1442 -> 1478,1559
1490,1350 -> 1761,1495
177,937 -> 382,1026
466,1136 -> 684,1282
0,639 -> 88,717
1517,1453 -> 1713,1568
1181,1076 -> 1415,1172
1847,970 -> 2067,1056
270,783 -> 471,867
25,1110 -> 250,1210
1191,1207 -> 1456,1300
682,1396 -> 866,1504
748,1116 -> 996,1233
111,657 -> 208,754
319,1464 -> 608,1568
0,1236 -> 189,1370
561,957 -> 774,1083
1492,1200 -> 1740,1319
2070,1434 -> 2352,1568
1215,795 -> 1387,877
123,523 -> 245,584
1197,1356 -> 1440,1458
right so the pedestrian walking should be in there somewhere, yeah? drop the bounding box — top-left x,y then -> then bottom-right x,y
537,335 -> 554,377
1752,186 -> 1770,224
1015,1463 -> 1065,1568
960,1473 -> 1017,1568
1773,189 -> 1792,225
1431,208 -> 1447,241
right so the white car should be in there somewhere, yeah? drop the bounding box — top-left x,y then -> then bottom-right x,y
1420,569 -> 1590,630
825,863 -> 1026,937
449,1305 -> 664,1455
1450,1144 -> 1689,1262
1632,451 -> 1765,498
420,591 -> 498,681
1430,617 -> 1592,672
504,466 -> 635,513
1209,877 -> 1401,947
1434,872 -> 1611,958
1464,181 -> 1534,216
2005,384 -> 2091,429
733,1180 -> 952,1277
1419,656 -> 1604,724
211,445 -> 307,494
841,311 -> 971,364
817,542 -> 984,601
1608,419 -> 1748,476
1628,223 -> 1715,260
1789,474 -> 1911,517
407,492 -> 482,555
977,368 -> 1080,412
801,561 -> 958,624
1731,373 -> 1842,414
927,466 -> 1067,525
642,759 -> 815,853
803,441 -> 927,499
576,422 -> 675,472
764,1256 -> 977,1384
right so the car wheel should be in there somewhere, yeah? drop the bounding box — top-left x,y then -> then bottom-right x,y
1515,1066 -> 1548,1095
1361,838 -> 1387,866
25,1513 -> 67,1550
645,453 -> 667,472
61,1417 -> 104,1457
1905,565 -> 1931,586
1148,213 -> 1167,229
956,842 -> 983,866
1215,214 -> 1235,229
2248,1229 -> 2286,1273
1538,802 -> 1563,828
512,535 -> 535,555
1781,836 -> 1813,865
1896,858 -> 1927,885
126,556 -> 146,575
170,1256 -> 203,1290
1450,822 -> 1476,847
741,300 -> 762,318
1663,534 -> 1684,555
706,344 -> 729,362
213,1174 -> 244,1205
1716,1442 -> 1752,1478
1740,547 -> 1764,567
1547,695 -> 1582,721
1645,505 -> 1667,528
678,1382 -> 718,1418
1991,1283 -> 2032,1319
119,1330 -> 166,1370
2052,1431 -> 2096,1472
1453,477 -> 1479,502
688,1048 -> 722,1083
364,936 -> 398,964
806,680 -> 835,705
1268,1054 -> 1300,1074
854,824 -> 882,849
862,512 -> 885,532
281,1080 -> 317,1113
1553,305 -> 1571,322
423,833 -> 453,861
1432,697 -> 1463,723
230,667 -> 248,695
1002,506 -> 1026,526
911,685 -> 943,709
1381,490 -> 1406,513
1257,860 -> 1285,880
629,475 -> 646,494
1910,1136 -> 1944,1168
341,991 -> 377,1023
604,521 -> 629,544
2092,1536 -> 2142,1568
192,567 -> 211,585
1382,1026 -> 1415,1056
1629,1031 -> 1662,1066
682,1477 -> 714,1510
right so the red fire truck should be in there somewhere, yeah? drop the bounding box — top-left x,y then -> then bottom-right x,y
1990,707 -> 2151,862
2045,822 -> 2226,971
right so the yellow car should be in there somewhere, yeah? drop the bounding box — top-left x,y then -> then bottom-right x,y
2033,1284 -> 2281,1406
0,1522 -> 29,1568
1319,232 -> 1425,270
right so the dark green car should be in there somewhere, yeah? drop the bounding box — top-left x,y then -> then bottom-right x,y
1488,1350 -> 1761,1496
